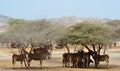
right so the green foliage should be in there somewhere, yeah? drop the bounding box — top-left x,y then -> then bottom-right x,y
106,20 -> 120,41
1,18 -> 115,48
106,20 -> 120,27
67,22 -> 112,45
8,18 -> 26,26
3,19 -> 68,45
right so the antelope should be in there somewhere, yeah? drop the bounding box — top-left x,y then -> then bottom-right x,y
33,48 -> 51,59
12,54 -> 26,67
27,51 -> 51,68
92,51 -> 109,68
62,53 -> 74,67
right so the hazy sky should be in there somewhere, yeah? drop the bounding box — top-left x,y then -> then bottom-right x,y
0,0 -> 120,20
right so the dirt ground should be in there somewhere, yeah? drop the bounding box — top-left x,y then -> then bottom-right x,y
0,47 -> 120,71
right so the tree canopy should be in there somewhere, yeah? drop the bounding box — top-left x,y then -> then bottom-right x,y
64,22 -> 113,53
55,22 -> 112,51
0,18 -> 119,53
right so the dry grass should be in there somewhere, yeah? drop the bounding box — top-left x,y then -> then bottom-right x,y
0,47 -> 120,71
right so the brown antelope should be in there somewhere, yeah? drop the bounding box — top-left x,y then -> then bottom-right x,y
33,48 -> 48,53
76,50 -> 93,68
62,52 -> 83,68
62,50 -> 94,68
82,50 -> 94,68
12,54 -> 26,67
62,53 -> 74,67
92,51 -> 109,68
33,48 -> 51,59
81,53 -> 90,68
27,51 -> 51,68
73,53 -> 83,68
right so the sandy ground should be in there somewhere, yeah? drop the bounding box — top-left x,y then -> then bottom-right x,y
0,47 -> 120,71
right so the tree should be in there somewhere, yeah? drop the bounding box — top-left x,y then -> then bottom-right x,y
8,18 -> 26,26
67,22 -> 112,54
0,18 -> 69,67
4,18 -> 68,50
106,20 -> 120,46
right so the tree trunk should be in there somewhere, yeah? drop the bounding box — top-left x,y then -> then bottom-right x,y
114,40 -> 116,47
49,43 -> 53,58
20,47 -> 28,68
29,44 -> 35,53
65,44 -> 70,53
73,45 -> 77,53
92,44 -> 96,52
82,44 -> 92,51
97,44 -> 103,55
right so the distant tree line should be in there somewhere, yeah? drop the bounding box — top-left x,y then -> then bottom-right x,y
0,18 -> 120,54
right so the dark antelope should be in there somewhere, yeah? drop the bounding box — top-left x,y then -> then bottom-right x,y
33,48 -> 51,59
73,53 -> 83,68
12,54 -> 26,67
27,50 -> 51,68
62,53 -> 74,67
62,51 -> 84,68
92,52 -> 109,68
62,50 -> 94,68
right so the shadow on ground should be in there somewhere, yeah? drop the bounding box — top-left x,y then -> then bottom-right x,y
2,64 -> 120,70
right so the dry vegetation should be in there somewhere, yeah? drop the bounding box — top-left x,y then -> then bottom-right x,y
0,46 -> 120,71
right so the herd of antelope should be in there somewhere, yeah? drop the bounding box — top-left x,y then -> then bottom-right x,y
12,47 -> 51,68
12,45 -> 109,69
62,49 -> 109,68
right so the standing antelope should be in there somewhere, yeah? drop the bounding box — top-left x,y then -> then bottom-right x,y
27,48 -> 51,68
12,54 -> 26,67
92,51 -> 109,68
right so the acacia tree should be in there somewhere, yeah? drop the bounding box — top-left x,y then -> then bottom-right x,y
4,18 -> 68,50
0,18 -> 68,67
105,20 -> 120,46
9,18 -> 26,26
66,22 -> 113,54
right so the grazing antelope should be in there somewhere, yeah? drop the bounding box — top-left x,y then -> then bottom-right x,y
92,51 -> 109,68
12,54 -> 26,67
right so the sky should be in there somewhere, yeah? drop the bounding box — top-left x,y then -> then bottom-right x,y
0,0 -> 120,20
